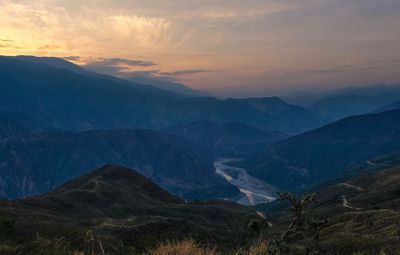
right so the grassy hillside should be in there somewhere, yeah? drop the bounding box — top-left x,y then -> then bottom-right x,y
0,165 -> 261,254
1,163 -> 398,254
257,164 -> 400,254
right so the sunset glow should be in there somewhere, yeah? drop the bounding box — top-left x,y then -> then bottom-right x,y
1,0 -> 400,96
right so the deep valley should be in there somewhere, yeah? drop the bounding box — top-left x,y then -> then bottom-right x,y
0,55 -> 399,254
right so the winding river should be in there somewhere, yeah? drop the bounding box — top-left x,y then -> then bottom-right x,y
214,158 -> 276,205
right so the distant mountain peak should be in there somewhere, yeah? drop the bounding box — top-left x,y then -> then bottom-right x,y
3,55 -> 212,97
12,55 -> 84,73
46,164 -> 184,208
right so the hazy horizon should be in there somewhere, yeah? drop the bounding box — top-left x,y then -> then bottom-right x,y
1,0 -> 400,97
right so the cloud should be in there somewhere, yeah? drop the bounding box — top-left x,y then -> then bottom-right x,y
106,15 -> 171,46
62,56 -> 81,61
78,55 -> 213,83
81,56 -> 212,81
121,70 -> 161,77
120,70 -> 179,82
38,45 -> 60,50
1,0 -> 399,96
82,57 -> 157,77
304,65 -> 376,75
159,69 -> 216,76
0,3 -> 174,55
295,60 -> 400,75
0,38 -> 18,48
89,58 -> 156,67
0,43 -> 21,49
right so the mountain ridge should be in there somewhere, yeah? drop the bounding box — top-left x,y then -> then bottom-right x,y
244,109 -> 400,190
0,128 -> 238,200
13,55 -> 213,97
374,100 -> 400,113
0,56 -> 327,134
164,120 -> 289,157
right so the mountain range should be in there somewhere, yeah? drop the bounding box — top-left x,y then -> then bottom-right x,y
0,127 -> 237,200
1,54 -> 400,254
15,55 -> 212,97
243,109 -> 400,190
283,85 -> 400,120
309,93 -> 400,120
164,120 -> 289,157
0,56 -> 326,134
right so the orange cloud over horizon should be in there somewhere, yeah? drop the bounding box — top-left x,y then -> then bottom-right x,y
1,0 -> 400,96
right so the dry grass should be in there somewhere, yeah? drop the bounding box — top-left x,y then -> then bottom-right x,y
147,239 -> 217,255
246,240 -> 269,255
147,239 -> 269,255
233,239 -> 269,255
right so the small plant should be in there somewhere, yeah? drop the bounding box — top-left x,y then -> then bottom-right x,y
267,192 -> 327,255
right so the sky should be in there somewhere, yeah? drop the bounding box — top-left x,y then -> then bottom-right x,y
1,0 -> 400,97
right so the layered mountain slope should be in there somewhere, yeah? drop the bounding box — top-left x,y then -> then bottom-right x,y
375,100 -> 400,113
175,96 -> 326,134
0,110 -> 45,136
284,85 -> 400,120
0,56 -> 326,133
0,165 -> 260,254
0,129 -> 237,200
310,93 -> 400,120
283,85 -> 400,106
0,112 -> 36,138
164,120 -> 289,157
15,55 -> 212,97
0,56 -> 182,130
245,109 -> 400,190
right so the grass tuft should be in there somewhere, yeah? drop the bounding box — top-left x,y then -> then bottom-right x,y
147,239 -> 217,255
